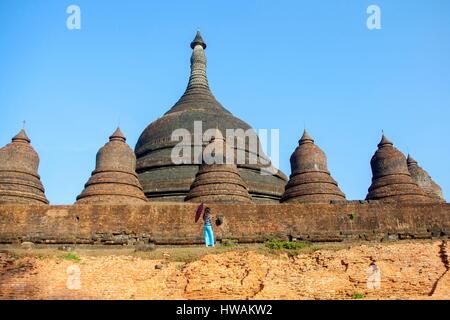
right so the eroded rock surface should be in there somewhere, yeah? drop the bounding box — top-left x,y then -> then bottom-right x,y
0,241 -> 449,300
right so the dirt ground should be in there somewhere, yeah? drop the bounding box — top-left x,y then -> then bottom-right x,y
0,240 -> 449,300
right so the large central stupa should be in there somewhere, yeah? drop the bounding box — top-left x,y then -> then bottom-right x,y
135,32 -> 287,202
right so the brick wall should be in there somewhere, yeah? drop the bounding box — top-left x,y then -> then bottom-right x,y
0,202 -> 449,245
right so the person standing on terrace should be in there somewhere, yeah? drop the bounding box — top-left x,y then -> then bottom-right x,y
203,207 -> 215,247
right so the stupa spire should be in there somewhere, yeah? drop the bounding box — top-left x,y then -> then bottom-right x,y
378,133 -> 393,148
109,127 -> 126,142
12,128 -> 31,144
185,31 -> 210,93
299,129 -> 314,145
165,31 -> 227,114
190,30 -> 207,49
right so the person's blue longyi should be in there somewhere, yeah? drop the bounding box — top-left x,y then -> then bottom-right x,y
203,207 -> 215,247
204,224 -> 215,247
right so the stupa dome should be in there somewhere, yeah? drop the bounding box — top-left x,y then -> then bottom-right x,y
76,128 -> 147,204
135,32 -> 287,202
281,130 -> 345,203
0,129 -> 48,204
185,133 -> 252,203
407,154 -> 445,202
366,134 -> 433,202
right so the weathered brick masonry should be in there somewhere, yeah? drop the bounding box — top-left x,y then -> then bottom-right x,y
0,202 -> 449,245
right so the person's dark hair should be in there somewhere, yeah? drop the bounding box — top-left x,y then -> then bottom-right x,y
204,207 -> 211,214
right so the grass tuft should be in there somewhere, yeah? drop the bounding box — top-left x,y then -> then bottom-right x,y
221,239 -> 237,248
265,239 -> 309,250
59,252 -> 81,263
351,293 -> 365,299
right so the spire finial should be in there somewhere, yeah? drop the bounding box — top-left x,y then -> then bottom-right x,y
299,129 -> 314,145
110,127 -> 126,142
190,30 -> 207,49
22,120 -> 26,130
12,128 -> 31,144
378,131 -> 393,148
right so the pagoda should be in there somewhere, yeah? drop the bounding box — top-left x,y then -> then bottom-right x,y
366,134 -> 432,202
135,32 -> 287,202
281,130 -> 345,203
76,128 -> 147,204
0,129 -> 48,204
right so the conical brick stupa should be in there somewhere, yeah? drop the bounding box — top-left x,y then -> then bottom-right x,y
76,128 -> 147,204
0,129 -> 49,204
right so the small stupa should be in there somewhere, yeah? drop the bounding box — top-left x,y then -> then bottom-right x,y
366,134 -> 433,202
0,129 -> 49,204
281,130 -> 346,203
407,154 -> 445,202
76,128 -> 147,204
185,131 -> 252,203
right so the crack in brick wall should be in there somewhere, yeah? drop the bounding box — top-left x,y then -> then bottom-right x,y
429,240 -> 449,296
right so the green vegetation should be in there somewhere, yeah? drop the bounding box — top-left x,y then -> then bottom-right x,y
351,293 -> 365,299
348,212 -> 357,221
59,252 -> 81,263
265,239 -> 309,250
221,239 -> 237,248
3,241 -> 359,264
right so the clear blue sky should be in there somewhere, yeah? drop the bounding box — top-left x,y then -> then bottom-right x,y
1,0 -> 449,204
